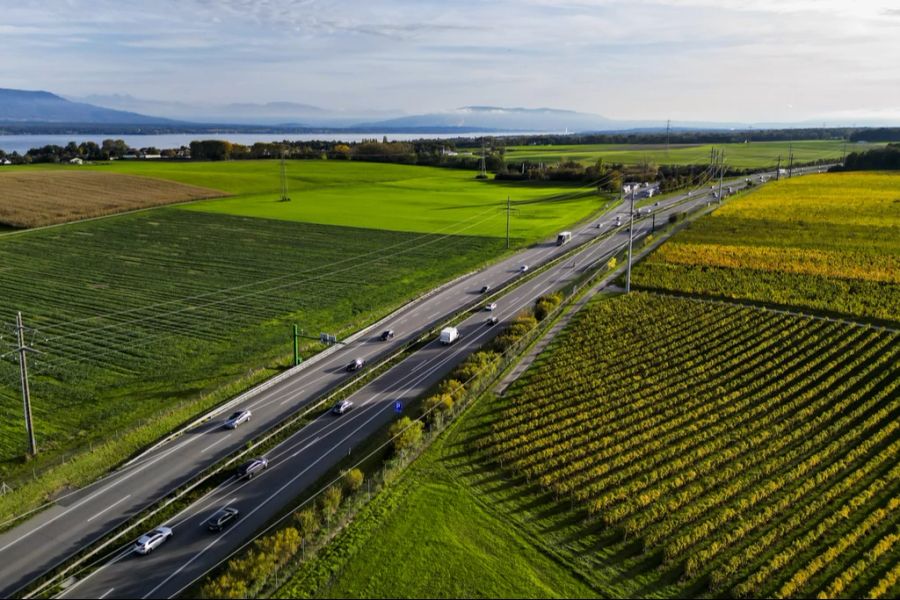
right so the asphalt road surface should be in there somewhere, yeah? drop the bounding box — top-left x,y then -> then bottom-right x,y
0,167 -> 820,598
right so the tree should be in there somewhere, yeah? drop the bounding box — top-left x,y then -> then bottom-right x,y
259,527 -> 301,567
294,507 -> 319,539
190,140 -> 233,161
321,484 -> 342,522
343,468 -> 364,494
438,378 -> 466,402
389,416 -> 424,455
423,393 -> 454,425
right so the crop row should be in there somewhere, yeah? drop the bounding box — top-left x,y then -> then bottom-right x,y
482,293 -> 900,595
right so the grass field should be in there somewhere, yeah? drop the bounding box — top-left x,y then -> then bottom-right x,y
631,171 -> 900,323
283,294 -> 900,599
0,158 -> 609,507
502,140 -> 884,169
0,209 -> 507,483
65,160 -> 602,241
0,170 -> 223,228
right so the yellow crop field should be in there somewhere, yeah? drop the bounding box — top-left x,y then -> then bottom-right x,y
633,171 -> 900,322
0,170 -> 225,228
713,171 -> 900,228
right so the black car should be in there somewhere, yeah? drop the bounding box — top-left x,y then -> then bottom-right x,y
237,457 -> 268,479
380,329 -> 394,341
206,506 -> 240,532
480,285 -> 490,294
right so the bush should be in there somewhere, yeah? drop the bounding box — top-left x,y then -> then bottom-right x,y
344,468 -> 364,494
453,350 -> 502,382
535,292 -> 563,321
389,416 -> 424,455
423,393 -> 455,424
437,379 -> 466,403
321,484 -> 343,523
294,507 -> 319,539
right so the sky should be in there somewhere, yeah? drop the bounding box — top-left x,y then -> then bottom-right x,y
1,0 -> 898,122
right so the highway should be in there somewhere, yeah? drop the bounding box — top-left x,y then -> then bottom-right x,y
0,167 -> 819,598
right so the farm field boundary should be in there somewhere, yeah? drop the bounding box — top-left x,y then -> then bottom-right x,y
0,170 -> 225,228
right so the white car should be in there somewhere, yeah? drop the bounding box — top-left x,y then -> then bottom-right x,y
223,409 -> 251,429
520,265 -> 529,273
134,526 -> 173,555
485,302 -> 497,311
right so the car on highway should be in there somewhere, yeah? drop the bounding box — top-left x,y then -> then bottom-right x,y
133,526 -> 173,555
223,409 -> 252,429
480,284 -> 490,294
237,457 -> 268,479
487,316 -> 499,326
380,329 -> 394,341
520,264 -> 528,273
595,221 -> 604,229
332,400 -> 353,415
346,358 -> 366,372
206,507 -> 240,532
484,302 -> 497,311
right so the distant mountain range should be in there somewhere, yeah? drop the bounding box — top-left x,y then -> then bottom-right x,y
1,88 -> 897,134
0,88 -> 176,125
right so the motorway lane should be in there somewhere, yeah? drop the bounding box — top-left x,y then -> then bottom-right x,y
5,166 -> 817,597
59,180 -> 742,599
0,185 -> 635,598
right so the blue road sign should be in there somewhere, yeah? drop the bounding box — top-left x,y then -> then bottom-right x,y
394,400 -> 403,413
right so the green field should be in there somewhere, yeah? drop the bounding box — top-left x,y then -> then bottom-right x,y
283,294 -> 900,599
632,171 -> 900,323
502,140 -> 883,169
0,211 -> 507,477
66,160 -> 603,241
0,159 -> 608,512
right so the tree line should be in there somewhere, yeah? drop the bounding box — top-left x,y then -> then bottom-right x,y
831,143 -> 900,171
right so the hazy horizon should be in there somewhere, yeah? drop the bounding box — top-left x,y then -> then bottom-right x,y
1,0 -> 899,123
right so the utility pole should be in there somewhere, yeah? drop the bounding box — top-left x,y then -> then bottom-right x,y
841,140 -> 847,165
15,312 -> 37,456
505,195 -> 510,249
625,185 -> 636,293
292,324 -> 301,366
776,155 -> 782,181
788,145 -> 795,178
717,150 -> 725,202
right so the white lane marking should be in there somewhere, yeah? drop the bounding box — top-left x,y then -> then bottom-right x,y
87,495 -> 133,523
143,394 -> 399,600
98,587 -> 115,599
280,389 -> 304,406
288,436 -> 322,459
200,436 -> 230,454
0,428 -> 206,553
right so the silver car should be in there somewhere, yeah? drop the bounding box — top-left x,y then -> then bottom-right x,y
134,526 -> 173,555
484,302 -> 497,311
223,409 -> 251,429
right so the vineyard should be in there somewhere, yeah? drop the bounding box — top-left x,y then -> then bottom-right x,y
480,293 -> 899,598
0,208 -> 504,476
632,171 -> 900,323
